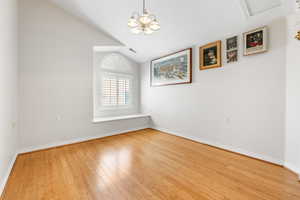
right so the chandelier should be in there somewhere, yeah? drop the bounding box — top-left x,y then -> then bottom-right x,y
128,0 -> 160,34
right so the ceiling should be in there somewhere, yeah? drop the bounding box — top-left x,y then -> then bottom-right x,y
49,0 -> 293,63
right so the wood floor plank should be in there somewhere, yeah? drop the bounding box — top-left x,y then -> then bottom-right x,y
1,129 -> 300,200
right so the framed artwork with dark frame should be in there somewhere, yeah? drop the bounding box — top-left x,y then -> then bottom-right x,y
150,48 -> 192,87
243,26 -> 268,56
199,41 -> 222,70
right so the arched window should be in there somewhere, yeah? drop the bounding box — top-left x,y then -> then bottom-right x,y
101,53 -> 132,73
99,54 -> 133,108
94,53 -> 137,118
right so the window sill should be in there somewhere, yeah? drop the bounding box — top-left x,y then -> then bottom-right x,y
93,114 -> 150,123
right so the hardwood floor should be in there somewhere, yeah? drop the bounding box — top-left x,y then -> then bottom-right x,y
1,129 -> 300,200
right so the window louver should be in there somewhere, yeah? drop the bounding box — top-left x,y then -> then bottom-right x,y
102,76 -> 130,107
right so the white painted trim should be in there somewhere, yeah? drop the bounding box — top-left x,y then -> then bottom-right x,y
93,46 -> 124,52
152,126 -> 284,165
93,114 -> 149,123
239,0 -> 283,17
0,153 -> 18,197
284,162 -> 300,180
19,126 -> 149,154
239,0 -> 251,18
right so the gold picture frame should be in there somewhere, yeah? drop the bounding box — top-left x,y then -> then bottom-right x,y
295,31 -> 300,40
199,40 -> 222,70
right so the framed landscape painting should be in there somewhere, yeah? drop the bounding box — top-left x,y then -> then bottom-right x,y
151,48 -> 192,87
199,41 -> 222,70
243,26 -> 268,56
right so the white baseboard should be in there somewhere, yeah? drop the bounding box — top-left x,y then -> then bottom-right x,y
19,126 -> 149,154
152,126 -> 284,166
284,162 -> 300,180
0,153 -> 18,197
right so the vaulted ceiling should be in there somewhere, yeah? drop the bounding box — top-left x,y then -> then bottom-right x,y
49,0 -> 294,63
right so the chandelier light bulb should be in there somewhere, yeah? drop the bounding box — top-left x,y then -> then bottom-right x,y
149,19 -> 160,31
131,26 -> 142,34
128,16 -> 138,28
144,27 -> 154,35
139,14 -> 152,24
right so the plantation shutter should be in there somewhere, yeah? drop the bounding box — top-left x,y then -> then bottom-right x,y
102,75 -> 131,107
118,78 -> 130,105
102,76 -> 118,106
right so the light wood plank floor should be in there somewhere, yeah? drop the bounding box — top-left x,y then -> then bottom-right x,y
1,129 -> 300,200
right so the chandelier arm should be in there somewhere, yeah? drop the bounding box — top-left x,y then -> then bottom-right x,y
148,14 -> 156,21
132,11 -> 139,18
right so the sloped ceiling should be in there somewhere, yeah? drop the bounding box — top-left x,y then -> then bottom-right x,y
49,0 -> 293,63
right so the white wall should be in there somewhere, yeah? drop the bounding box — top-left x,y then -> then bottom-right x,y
0,0 -> 18,195
285,13 -> 300,175
19,0 -> 149,152
141,17 -> 287,164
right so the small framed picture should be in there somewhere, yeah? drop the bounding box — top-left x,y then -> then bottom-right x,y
226,36 -> 238,63
243,26 -> 268,56
226,36 -> 238,51
199,40 -> 222,70
227,50 -> 238,63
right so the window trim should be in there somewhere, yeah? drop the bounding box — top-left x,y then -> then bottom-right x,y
93,51 -> 139,120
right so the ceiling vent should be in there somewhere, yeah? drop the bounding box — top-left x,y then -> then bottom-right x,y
129,48 -> 137,54
240,0 -> 282,17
